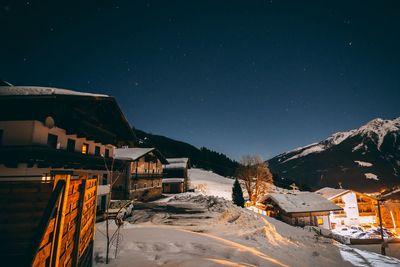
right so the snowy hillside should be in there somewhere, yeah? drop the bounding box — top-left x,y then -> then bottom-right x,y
269,117 -> 400,192
189,168 -> 235,200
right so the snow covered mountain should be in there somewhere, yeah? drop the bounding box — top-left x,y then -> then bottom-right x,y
268,117 -> 400,192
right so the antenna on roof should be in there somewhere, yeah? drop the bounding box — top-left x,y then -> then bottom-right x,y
290,183 -> 299,191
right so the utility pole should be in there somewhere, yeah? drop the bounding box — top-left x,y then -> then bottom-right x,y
377,198 -> 385,255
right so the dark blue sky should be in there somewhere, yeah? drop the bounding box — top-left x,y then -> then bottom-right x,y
1,1 -> 399,160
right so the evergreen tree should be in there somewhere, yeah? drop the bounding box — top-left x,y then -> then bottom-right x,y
232,178 -> 245,207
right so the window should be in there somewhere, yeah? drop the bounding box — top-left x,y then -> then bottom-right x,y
104,148 -> 110,158
317,218 -> 324,225
67,139 -> 75,152
102,174 -> 108,185
0,129 -> 3,146
47,134 -> 58,149
144,183 -> 147,188
95,146 -> 101,156
133,184 -> 137,190
81,143 -> 89,154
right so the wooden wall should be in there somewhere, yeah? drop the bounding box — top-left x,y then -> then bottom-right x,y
31,175 -> 97,267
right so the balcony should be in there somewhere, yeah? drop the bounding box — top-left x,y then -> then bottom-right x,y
131,173 -> 163,179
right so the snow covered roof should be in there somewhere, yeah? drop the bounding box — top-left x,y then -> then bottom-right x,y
262,192 -> 343,214
114,147 -> 168,164
315,187 -> 350,200
165,158 -> 190,169
381,188 -> 400,201
0,86 -> 136,144
162,178 -> 185,183
0,86 -> 109,97
0,80 -> 13,86
166,158 -> 189,164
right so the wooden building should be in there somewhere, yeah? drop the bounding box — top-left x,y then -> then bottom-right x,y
380,189 -> 400,235
113,147 -> 168,201
0,86 -> 136,266
316,187 -> 378,229
259,192 -> 343,228
162,158 -> 190,194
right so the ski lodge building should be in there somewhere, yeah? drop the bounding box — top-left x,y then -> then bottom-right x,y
113,147 -> 168,201
0,86 -> 136,266
259,191 -> 343,228
316,187 -> 378,229
162,158 -> 190,193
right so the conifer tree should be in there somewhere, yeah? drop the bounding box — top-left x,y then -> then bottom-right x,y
232,178 -> 245,207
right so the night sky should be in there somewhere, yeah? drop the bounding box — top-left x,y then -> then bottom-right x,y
1,1 -> 400,160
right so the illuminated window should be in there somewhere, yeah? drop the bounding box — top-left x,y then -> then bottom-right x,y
82,143 -> 89,154
317,218 -> 324,225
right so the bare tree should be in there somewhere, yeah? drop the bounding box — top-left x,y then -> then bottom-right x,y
102,156 -> 125,264
236,155 -> 273,205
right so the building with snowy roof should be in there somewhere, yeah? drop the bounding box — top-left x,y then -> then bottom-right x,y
0,85 -> 136,266
315,187 -> 378,229
259,191 -> 342,228
163,158 -> 191,193
113,147 -> 168,201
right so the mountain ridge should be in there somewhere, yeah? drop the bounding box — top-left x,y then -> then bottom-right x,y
268,117 -> 400,192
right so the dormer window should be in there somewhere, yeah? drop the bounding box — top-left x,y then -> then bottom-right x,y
82,143 -> 89,154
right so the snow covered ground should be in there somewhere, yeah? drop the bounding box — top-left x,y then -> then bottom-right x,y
94,169 -> 400,266
94,194 -> 400,267
189,168 -> 235,200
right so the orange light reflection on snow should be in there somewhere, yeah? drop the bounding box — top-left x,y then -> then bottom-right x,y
180,229 -> 289,267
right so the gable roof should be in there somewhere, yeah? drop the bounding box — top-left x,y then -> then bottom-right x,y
114,147 -> 168,164
0,86 -> 136,145
315,187 -> 350,200
262,192 -> 343,214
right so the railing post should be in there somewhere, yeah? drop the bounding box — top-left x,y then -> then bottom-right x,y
72,179 -> 86,267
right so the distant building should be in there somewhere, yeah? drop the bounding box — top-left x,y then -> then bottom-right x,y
0,86 -> 136,266
315,187 -> 378,229
163,158 -> 190,193
380,189 -> 400,234
113,147 -> 168,201
259,192 -> 343,228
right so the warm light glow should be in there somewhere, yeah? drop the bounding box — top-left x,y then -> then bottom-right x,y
180,229 -> 290,267
41,175 -> 51,181
390,210 -> 396,230
81,144 -> 88,154
205,258 -> 257,267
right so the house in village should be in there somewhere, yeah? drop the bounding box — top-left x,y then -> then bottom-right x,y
315,187 -> 378,229
0,86 -> 136,266
380,188 -> 400,235
259,192 -> 343,228
162,158 -> 190,193
113,147 -> 168,201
